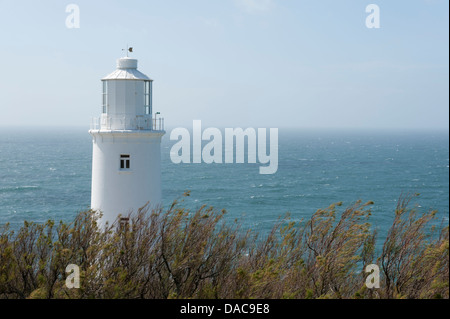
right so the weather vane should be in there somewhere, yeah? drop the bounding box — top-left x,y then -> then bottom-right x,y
122,45 -> 133,57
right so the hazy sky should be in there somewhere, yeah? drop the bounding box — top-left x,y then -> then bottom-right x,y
0,0 -> 448,130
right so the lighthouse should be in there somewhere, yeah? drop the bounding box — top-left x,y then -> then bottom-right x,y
89,54 -> 165,225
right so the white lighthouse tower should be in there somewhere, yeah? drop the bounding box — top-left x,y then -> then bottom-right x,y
89,54 -> 165,225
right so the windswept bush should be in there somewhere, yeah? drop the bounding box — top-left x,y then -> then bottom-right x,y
0,193 -> 448,299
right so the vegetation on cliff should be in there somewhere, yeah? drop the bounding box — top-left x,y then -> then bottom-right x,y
0,193 -> 448,299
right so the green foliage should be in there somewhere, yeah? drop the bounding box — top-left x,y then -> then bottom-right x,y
0,194 -> 447,299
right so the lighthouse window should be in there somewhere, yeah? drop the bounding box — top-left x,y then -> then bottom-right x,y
144,81 -> 152,115
102,81 -> 108,114
120,154 -> 130,170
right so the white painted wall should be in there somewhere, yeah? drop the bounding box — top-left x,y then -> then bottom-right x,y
90,131 -> 164,226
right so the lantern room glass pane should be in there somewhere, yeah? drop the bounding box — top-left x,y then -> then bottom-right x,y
149,81 -> 153,115
144,81 -> 151,115
102,81 -> 108,114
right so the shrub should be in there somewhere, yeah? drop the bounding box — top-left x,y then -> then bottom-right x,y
0,194 -> 447,299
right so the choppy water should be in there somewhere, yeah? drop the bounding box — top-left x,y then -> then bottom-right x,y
0,127 -> 448,241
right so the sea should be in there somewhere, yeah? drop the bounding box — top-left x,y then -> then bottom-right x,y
0,127 -> 448,244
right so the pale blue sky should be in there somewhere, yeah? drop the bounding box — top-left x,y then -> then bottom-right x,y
0,0 -> 448,130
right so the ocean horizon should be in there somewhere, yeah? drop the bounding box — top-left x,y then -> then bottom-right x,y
0,126 -> 448,243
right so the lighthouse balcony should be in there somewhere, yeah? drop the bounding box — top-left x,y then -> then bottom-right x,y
90,115 -> 164,131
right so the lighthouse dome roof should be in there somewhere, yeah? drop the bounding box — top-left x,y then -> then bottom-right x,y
102,57 -> 152,81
